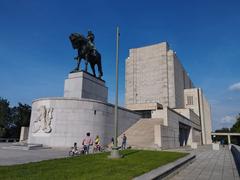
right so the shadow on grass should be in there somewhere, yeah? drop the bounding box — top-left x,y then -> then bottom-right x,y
121,150 -> 141,157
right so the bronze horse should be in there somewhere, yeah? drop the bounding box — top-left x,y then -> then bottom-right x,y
69,33 -> 103,78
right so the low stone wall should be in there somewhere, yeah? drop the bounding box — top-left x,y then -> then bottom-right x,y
231,144 -> 240,176
28,97 -> 141,148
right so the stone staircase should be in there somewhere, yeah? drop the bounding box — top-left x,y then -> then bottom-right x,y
118,118 -> 163,149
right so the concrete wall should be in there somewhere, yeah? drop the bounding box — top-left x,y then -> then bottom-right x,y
173,108 -> 201,128
200,90 -> 212,144
159,124 -> 179,149
184,88 -> 212,144
124,42 -> 212,147
184,88 -> 200,116
192,128 -> 202,144
152,108 -> 179,149
125,42 -> 194,109
173,54 -> 194,108
166,50 -> 175,108
28,98 -> 140,147
152,107 -> 201,149
125,43 -> 170,107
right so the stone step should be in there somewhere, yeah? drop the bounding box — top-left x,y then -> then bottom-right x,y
1,143 -> 48,150
118,118 -> 163,148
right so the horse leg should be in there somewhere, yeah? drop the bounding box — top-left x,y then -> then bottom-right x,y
90,63 -> 96,77
85,60 -> 88,72
75,50 -> 81,71
97,57 -> 103,78
77,58 -> 81,71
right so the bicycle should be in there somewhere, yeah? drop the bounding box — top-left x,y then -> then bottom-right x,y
93,144 -> 104,153
69,146 -> 85,156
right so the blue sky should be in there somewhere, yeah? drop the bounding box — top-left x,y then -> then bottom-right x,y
0,0 -> 239,131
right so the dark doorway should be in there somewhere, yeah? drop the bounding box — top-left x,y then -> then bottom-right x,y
179,122 -> 191,146
135,110 -> 151,118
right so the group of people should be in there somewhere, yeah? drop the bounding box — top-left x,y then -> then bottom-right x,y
71,132 -> 128,155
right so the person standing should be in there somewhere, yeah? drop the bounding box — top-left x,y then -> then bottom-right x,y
221,139 -> 225,147
121,134 -> 127,150
82,132 -> 93,154
111,137 -> 114,145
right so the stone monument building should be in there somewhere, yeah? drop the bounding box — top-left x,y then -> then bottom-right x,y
27,32 -> 141,148
124,42 -> 212,149
28,72 -> 140,147
27,40 -> 212,150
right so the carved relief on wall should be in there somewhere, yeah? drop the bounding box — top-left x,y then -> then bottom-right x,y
32,106 -> 54,133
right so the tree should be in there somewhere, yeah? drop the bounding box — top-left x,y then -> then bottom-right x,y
0,98 -> 11,137
214,127 -> 230,144
0,97 -> 32,138
230,114 -> 240,145
214,114 -> 240,145
9,103 -> 31,138
231,114 -> 240,133
215,128 -> 231,133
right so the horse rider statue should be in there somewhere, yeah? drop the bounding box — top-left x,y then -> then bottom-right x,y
87,30 -> 96,56
69,31 -> 103,79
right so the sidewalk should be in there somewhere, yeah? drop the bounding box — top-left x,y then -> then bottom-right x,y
0,143 -> 68,165
170,146 -> 239,180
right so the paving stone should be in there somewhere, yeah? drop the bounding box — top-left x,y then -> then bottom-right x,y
170,146 -> 239,180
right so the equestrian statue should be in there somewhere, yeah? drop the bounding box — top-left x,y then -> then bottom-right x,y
69,31 -> 103,79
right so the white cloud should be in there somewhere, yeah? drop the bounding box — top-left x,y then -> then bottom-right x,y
229,82 -> 240,91
221,115 -> 236,124
211,103 -> 240,130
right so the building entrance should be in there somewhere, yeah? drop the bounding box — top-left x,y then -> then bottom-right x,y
179,122 -> 191,146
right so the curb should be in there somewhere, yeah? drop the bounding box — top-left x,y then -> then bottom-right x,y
133,154 -> 196,180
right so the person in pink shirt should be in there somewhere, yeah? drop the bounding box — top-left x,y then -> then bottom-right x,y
82,132 -> 93,154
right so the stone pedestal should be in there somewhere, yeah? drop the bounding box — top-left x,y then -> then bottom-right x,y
191,142 -> 198,149
19,127 -> 29,142
64,71 -> 108,102
212,143 -> 220,150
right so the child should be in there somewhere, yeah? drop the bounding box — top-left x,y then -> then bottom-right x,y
73,142 -> 78,153
95,135 -> 100,151
69,142 -> 78,156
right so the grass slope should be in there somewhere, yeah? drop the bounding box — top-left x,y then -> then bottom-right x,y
0,150 -> 187,180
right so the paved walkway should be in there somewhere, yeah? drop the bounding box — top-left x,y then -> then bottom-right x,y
170,146 -> 239,180
0,143 -> 69,165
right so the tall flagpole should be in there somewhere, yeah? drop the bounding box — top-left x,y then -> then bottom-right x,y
109,26 -> 121,159
114,26 -> 120,148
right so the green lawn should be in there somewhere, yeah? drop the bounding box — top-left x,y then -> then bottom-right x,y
0,150 -> 187,180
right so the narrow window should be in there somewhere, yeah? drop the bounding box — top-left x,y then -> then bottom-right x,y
187,96 -> 193,105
